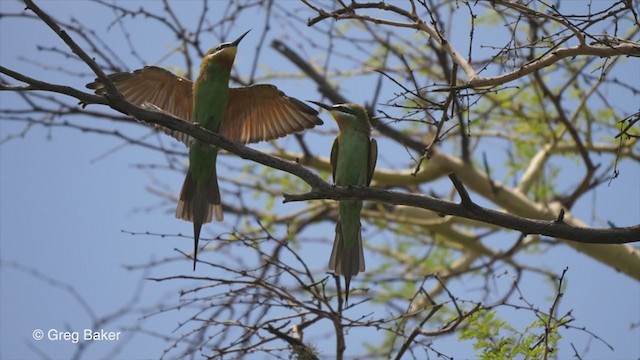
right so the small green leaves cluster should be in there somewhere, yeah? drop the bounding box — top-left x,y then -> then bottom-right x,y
459,309 -> 560,359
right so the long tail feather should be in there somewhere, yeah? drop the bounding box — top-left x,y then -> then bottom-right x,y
176,164 -> 223,270
193,222 -> 202,270
329,220 -> 365,303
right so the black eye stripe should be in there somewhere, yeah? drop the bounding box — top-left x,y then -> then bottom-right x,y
215,43 -> 232,51
334,106 -> 356,115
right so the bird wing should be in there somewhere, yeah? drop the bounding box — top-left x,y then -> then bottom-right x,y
221,85 -> 323,144
330,137 -> 339,184
367,138 -> 378,186
87,66 -> 194,144
86,66 -> 193,119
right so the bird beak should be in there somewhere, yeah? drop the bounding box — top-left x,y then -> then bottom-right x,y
307,100 -> 333,111
231,30 -> 251,47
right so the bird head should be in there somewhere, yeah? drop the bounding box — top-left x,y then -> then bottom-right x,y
201,30 -> 250,70
308,101 -> 371,133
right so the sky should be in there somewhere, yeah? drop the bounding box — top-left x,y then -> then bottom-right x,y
1,1 -> 639,359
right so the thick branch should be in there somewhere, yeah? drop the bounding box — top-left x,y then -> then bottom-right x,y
282,175 -> 640,245
0,65 -> 106,105
468,43 -> 640,88
431,149 -> 640,280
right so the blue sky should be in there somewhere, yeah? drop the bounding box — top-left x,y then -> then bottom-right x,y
1,1 -> 639,359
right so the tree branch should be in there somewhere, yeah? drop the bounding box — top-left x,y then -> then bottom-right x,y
282,173 -> 640,245
303,1 -> 640,88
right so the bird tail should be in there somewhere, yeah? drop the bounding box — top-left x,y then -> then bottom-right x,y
329,218 -> 365,303
175,165 -> 224,270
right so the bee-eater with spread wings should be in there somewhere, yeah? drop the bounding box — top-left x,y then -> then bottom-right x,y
87,31 -> 323,270
309,101 -> 377,302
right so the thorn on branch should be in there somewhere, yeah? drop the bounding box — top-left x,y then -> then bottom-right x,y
555,209 -> 566,224
483,152 -> 499,195
448,172 -> 480,211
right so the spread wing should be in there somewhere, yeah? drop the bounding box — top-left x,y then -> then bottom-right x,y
86,66 -> 193,119
367,138 -> 378,186
88,70 -> 322,146
221,85 -> 323,144
87,66 -> 194,144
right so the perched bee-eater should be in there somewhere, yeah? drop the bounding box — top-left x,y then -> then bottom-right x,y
88,31 -> 323,270
309,101 -> 377,302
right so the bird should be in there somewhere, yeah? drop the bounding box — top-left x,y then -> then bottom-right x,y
308,101 -> 377,303
87,30 -> 323,270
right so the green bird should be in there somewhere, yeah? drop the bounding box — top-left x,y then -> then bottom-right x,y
87,31 -> 323,269
309,101 -> 377,301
